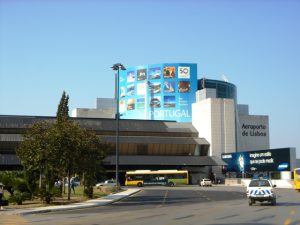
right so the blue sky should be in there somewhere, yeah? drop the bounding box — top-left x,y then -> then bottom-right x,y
0,0 -> 299,157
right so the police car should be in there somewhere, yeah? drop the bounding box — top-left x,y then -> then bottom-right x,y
247,178 -> 276,206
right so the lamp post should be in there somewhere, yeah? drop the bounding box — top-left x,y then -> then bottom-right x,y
111,63 -> 126,188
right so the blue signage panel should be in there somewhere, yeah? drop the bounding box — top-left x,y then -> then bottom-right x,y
119,63 -> 197,122
221,148 -> 291,172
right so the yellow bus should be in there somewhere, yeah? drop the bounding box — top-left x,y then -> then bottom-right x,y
125,170 -> 189,187
294,168 -> 300,191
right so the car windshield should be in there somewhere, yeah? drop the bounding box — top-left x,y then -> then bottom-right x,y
249,180 -> 271,187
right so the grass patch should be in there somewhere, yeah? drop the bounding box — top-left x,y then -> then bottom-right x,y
2,185 -> 112,209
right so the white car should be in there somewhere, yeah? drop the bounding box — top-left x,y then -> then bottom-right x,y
200,178 -> 212,186
96,180 -> 116,188
247,178 -> 276,206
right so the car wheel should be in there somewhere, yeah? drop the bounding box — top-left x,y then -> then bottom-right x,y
137,182 -> 143,187
271,199 -> 276,206
249,198 -> 254,206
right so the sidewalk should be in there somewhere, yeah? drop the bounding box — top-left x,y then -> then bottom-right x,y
0,188 -> 140,215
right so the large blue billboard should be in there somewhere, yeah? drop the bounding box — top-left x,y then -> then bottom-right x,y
119,63 -> 197,122
221,148 -> 291,173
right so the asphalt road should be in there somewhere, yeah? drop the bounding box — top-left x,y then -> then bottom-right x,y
2,186 -> 300,225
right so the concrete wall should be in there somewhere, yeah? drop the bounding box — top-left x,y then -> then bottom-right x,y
196,89 -> 216,102
237,104 -> 249,116
71,108 -> 115,118
192,98 -> 236,157
96,98 -> 116,111
225,178 -> 294,188
192,99 -> 213,155
238,115 -> 269,151
71,98 -> 116,119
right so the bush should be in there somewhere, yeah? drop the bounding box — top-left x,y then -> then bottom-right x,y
84,186 -> 93,199
8,191 -> 31,205
16,181 -> 31,193
0,171 -> 32,197
39,187 -> 61,204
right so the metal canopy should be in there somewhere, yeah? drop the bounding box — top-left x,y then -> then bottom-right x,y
103,155 -> 227,166
101,136 -> 209,145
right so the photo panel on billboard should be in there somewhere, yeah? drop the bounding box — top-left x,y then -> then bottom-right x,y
127,71 -> 135,83
178,66 -> 191,79
137,83 -> 146,96
136,97 -> 145,109
120,86 -> 126,98
164,81 -> 175,93
164,96 -> 176,108
150,96 -> 161,108
178,81 -> 190,93
163,66 -> 175,79
149,67 -> 161,80
127,84 -> 135,96
127,98 -> 135,110
120,100 -> 126,112
137,69 -> 147,81
149,82 -> 161,94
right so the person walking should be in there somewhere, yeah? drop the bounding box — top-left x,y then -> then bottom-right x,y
0,183 -> 4,210
70,177 -> 75,194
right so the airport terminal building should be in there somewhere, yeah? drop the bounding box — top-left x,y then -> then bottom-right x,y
0,63 -> 297,183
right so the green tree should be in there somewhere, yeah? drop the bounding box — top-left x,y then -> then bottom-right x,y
16,122 -> 59,202
54,91 -> 110,200
78,129 -> 108,198
56,91 -> 69,123
51,120 -> 109,200
17,91 -> 110,202
51,121 -> 83,200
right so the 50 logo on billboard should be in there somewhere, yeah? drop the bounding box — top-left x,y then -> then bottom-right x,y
178,67 -> 190,79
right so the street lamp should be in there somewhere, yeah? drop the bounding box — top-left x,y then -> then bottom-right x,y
111,63 -> 126,188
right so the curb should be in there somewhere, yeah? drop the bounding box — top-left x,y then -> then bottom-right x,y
1,188 -> 141,215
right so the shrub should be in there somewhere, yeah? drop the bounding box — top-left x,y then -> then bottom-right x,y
8,191 -> 31,205
39,187 -> 61,204
84,186 -> 93,199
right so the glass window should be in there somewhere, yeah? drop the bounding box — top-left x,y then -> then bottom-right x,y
249,180 -> 271,187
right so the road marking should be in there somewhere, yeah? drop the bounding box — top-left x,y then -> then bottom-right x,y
284,218 -> 291,225
156,190 -> 168,208
282,209 -> 296,225
175,214 -> 195,220
162,190 -> 168,205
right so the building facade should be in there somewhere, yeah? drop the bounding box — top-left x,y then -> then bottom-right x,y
0,116 -> 222,184
0,63 -> 297,182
